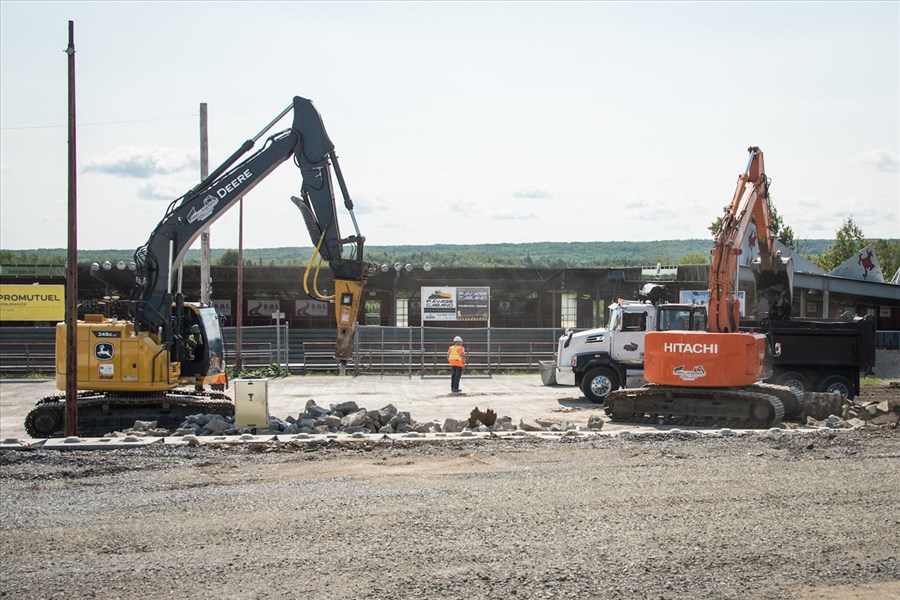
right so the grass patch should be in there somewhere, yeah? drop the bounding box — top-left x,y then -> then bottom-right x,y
0,371 -> 53,380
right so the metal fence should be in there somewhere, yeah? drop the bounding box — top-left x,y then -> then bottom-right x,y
3,324 -> 900,376
876,330 -> 900,350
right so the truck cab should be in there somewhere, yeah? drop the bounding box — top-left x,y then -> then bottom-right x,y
552,300 -> 705,402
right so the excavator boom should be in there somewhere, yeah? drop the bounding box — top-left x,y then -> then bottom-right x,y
32,97 -> 375,437
128,96 -> 375,357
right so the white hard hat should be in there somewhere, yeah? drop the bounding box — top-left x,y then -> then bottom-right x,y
453,336 -> 463,343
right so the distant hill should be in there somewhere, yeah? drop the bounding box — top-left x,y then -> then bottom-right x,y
1,239 -> 842,269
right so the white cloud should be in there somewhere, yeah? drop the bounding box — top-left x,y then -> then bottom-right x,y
794,197 -> 822,209
82,147 -> 199,179
513,186 -> 554,200
351,195 -> 389,214
136,179 -> 194,202
492,209 -> 538,220
852,149 -> 900,173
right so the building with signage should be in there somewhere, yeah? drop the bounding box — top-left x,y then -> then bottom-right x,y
1,260 -> 898,334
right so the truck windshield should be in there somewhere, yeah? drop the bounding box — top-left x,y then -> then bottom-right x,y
608,308 -> 620,331
659,308 -> 692,331
658,307 -> 707,331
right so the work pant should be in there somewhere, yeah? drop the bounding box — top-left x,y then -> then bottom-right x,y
450,365 -> 463,391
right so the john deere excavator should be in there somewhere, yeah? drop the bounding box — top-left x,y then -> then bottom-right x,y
603,146 -> 800,427
25,96 -> 377,438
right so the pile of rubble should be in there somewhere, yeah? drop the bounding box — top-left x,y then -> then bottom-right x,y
105,400 -> 605,439
803,387 -> 899,429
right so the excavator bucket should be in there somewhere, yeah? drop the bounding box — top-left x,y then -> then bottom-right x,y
752,255 -> 793,321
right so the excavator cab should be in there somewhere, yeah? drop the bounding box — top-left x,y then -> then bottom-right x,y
752,254 -> 793,321
177,305 -> 226,386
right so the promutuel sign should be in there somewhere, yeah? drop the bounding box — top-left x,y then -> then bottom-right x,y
0,284 -> 65,321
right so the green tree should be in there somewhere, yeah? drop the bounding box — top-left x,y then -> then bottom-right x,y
678,251 -> 709,265
216,249 -> 240,266
814,216 -> 866,272
871,238 -> 900,281
708,202 -> 795,249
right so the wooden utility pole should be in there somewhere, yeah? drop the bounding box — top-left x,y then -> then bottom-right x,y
65,20 -> 78,436
199,103 -> 211,303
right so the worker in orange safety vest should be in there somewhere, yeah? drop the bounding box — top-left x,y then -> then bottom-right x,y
447,335 -> 466,393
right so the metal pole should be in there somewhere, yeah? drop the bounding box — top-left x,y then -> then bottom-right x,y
235,198 -> 243,370
275,312 -> 282,370
65,21 -> 78,437
199,102 -> 211,303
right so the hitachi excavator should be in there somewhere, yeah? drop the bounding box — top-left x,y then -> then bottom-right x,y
25,96 -> 377,438
603,147 -> 800,427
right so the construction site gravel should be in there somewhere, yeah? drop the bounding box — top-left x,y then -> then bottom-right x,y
1,377 -> 898,599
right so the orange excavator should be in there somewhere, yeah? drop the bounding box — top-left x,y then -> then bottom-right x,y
603,147 -> 800,427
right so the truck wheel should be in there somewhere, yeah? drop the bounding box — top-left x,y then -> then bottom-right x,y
775,371 -> 810,395
817,375 -> 854,400
581,367 -> 619,404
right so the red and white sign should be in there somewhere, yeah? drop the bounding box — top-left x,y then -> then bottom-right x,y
211,299 -> 231,317
247,299 -> 280,317
295,299 -> 328,317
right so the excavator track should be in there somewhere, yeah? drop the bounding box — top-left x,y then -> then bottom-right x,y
25,390 -> 234,439
745,382 -> 803,420
603,384 -> 785,429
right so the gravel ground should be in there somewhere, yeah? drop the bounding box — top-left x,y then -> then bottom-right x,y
1,423 -> 898,599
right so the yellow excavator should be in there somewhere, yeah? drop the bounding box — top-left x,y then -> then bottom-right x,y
26,96 -> 377,437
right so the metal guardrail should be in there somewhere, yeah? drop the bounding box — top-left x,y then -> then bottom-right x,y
3,325 -> 899,377
225,342 -> 275,368
0,342 -> 55,374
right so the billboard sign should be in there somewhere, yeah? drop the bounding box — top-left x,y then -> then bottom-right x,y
680,290 -> 746,316
0,284 -> 65,321
421,286 -> 490,322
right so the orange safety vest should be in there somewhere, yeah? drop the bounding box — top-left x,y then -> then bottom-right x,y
447,343 -> 465,367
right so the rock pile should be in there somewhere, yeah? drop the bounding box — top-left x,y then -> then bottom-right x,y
841,394 -> 900,428
804,386 -> 899,429
104,399 -> 607,438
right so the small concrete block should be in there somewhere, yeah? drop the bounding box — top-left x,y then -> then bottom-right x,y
197,434 -> 276,444
0,437 -> 47,449
43,436 -> 163,450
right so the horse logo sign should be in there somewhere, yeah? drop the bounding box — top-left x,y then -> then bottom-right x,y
94,342 -> 114,361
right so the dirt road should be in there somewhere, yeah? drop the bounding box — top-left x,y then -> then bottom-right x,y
1,427 -> 898,599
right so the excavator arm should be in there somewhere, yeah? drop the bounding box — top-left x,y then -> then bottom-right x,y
126,96 -> 375,359
708,146 -> 793,333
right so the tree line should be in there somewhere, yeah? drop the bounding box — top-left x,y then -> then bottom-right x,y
2,229 -> 897,279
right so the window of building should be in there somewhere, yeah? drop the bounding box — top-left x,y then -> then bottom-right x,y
561,292 -> 577,329
396,298 -> 409,327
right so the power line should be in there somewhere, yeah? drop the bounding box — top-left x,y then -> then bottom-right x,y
0,114 -> 198,131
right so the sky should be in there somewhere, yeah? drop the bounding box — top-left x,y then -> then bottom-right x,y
1,1 -> 898,252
